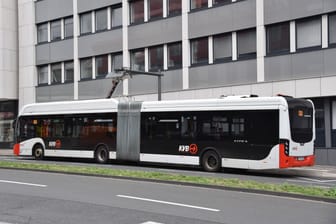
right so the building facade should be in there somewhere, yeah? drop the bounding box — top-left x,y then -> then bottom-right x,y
1,0 -> 336,164
0,1 -> 18,148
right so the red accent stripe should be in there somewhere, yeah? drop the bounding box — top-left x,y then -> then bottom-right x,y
279,143 -> 315,168
13,144 -> 20,156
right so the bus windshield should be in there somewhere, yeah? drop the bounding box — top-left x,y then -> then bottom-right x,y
286,98 -> 314,143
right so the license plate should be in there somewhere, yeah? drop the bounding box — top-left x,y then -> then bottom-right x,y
297,157 -> 305,161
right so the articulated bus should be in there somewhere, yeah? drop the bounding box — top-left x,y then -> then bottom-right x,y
13,95 -> 315,171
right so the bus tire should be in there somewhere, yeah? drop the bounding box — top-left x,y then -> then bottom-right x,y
33,144 -> 44,160
201,150 -> 221,172
95,145 -> 109,164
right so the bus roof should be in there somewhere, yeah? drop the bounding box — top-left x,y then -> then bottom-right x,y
19,98 -> 119,116
141,96 -> 289,112
18,96 -> 290,116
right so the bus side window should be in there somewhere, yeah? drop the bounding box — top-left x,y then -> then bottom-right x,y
232,117 -> 245,137
181,116 -> 197,139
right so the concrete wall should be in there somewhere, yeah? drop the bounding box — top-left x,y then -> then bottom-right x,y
0,0 -> 18,100
35,0 -> 73,23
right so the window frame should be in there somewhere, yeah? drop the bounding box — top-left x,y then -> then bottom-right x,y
111,5 -> 122,28
64,61 -> 74,83
266,21 -> 290,56
130,0 -> 145,25
167,42 -> 182,69
130,48 -> 145,71
213,33 -> 232,63
190,0 -> 208,11
190,37 -> 209,66
237,28 -> 256,60
37,65 -> 49,85
296,16 -> 322,52
37,23 -> 48,44
80,57 -> 93,80
50,20 -> 62,41
80,12 -> 92,35
95,54 -> 109,78
148,0 -> 163,21
95,8 -> 108,32
329,13 -> 336,47
167,0 -> 182,16
64,17 -> 74,39
148,45 -> 164,72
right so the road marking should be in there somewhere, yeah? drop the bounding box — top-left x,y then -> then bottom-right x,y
117,195 -> 220,212
0,179 -> 47,188
140,222 -> 164,224
297,177 -> 336,183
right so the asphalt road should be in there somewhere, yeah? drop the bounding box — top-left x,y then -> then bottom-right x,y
2,155 -> 336,188
0,169 -> 335,224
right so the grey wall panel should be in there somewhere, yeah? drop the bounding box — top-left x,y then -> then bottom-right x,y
36,44 -> 50,65
292,51 -> 324,79
189,60 -> 257,89
265,0 -> 336,25
78,0 -> 121,13
36,39 -> 74,65
265,55 -> 292,82
189,0 -> 256,39
128,69 -> 182,95
128,16 -> 182,49
78,30 -> 122,58
36,83 -> 74,102
79,78 -> 123,100
324,48 -> 336,76
50,39 -> 74,63
35,0 -> 73,23
266,48 -> 336,82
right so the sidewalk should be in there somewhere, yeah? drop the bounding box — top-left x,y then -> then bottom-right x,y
0,149 -> 12,156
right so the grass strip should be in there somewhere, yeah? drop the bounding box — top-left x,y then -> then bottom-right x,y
0,160 -> 335,200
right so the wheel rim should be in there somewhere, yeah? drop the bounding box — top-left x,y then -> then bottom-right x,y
35,148 -> 42,158
208,156 -> 218,169
98,149 -> 107,161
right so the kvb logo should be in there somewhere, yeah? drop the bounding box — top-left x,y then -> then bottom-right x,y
178,144 -> 198,155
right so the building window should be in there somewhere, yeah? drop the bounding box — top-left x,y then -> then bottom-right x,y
149,0 -> 163,20
51,63 -> 62,84
213,0 -> 231,5
311,99 -> 325,147
296,17 -> 321,50
332,100 -> 336,147
112,6 -> 122,28
80,12 -> 92,35
64,61 -> 74,82
95,55 -> 109,77
38,65 -> 48,85
168,0 -> 181,16
237,29 -> 256,59
266,22 -> 290,55
149,45 -> 163,71
112,53 -> 123,72
95,8 -> 108,32
37,23 -> 48,43
131,49 -> 145,71
64,17 -> 73,38
213,33 -> 232,62
50,20 -> 61,41
190,0 -> 208,10
191,37 -> 208,65
130,0 -> 144,24
329,14 -> 336,46
168,42 -> 182,69
80,58 -> 92,80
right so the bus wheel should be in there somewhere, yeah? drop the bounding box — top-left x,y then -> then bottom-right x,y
201,150 -> 221,172
33,144 -> 44,160
95,145 -> 109,164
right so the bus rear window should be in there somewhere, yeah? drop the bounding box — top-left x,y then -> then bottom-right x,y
289,107 -> 313,143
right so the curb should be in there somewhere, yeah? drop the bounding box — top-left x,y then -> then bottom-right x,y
0,166 -> 335,204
